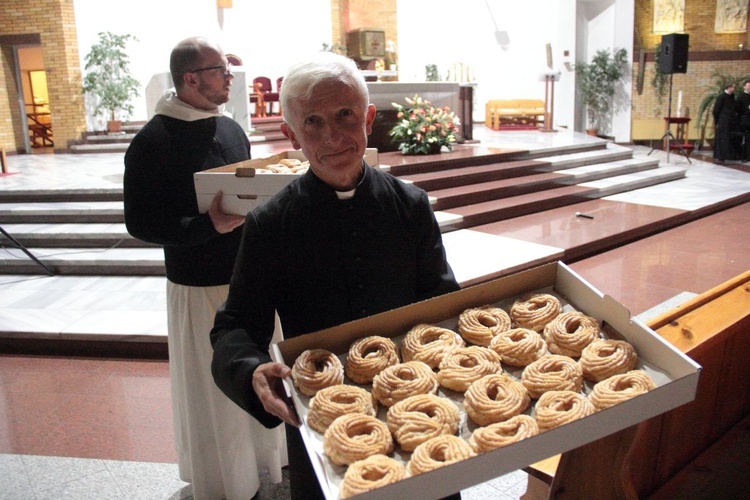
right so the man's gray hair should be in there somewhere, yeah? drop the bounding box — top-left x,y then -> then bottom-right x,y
280,52 -> 369,115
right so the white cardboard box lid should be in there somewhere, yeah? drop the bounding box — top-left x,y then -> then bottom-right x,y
270,262 -> 701,500
194,149 -> 379,213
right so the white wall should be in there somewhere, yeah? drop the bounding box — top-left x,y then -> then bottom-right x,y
73,0 -> 634,140
396,0 -> 588,132
73,0 -> 331,125
576,0 -> 634,141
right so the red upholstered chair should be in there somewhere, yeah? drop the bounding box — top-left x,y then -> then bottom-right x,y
253,76 -> 279,116
226,54 -> 243,66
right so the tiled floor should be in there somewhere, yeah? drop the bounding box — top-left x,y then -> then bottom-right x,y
1,127 -> 749,499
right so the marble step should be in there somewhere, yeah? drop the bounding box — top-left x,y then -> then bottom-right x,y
443,166 -> 686,229
401,144 -> 635,191
0,274 -> 169,341
84,132 -> 137,144
0,189 -> 123,204
0,223 -> 157,248
0,246 -> 166,276
0,201 -> 124,224
376,141 -> 612,177
70,142 -> 130,154
428,154 -> 662,210
580,165 -> 687,196
248,131 -> 287,144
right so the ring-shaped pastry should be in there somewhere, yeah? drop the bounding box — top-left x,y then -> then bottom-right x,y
340,454 -> 408,498
521,354 -> 583,399
407,435 -> 476,476
463,373 -> 531,426
543,311 -> 600,357
579,338 -> 638,382
589,370 -> 656,410
372,361 -> 439,407
468,414 -> 539,453
401,324 -> 465,369
489,327 -> 548,367
457,305 -> 512,346
291,349 -> 344,397
509,294 -> 562,332
306,384 -> 377,433
386,394 -> 460,452
345,335 -> 400,384
535,390 -> 595,432
323,414 -> 394,466
436,346 -> 503,392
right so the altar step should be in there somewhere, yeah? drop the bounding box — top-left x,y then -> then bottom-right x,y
0,143 -> 686,276
386,143 -> 685,231
437,165 -> 686,230
0,223 -> 155,248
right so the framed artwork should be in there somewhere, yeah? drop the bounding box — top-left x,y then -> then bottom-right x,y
715,0 -> 749,33
653,0 -> 685,34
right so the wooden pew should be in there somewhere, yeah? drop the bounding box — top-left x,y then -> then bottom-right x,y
523,270 -> 750,499
485,99 -> 546,130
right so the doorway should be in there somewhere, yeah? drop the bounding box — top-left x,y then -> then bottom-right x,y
19,46 -> 53,151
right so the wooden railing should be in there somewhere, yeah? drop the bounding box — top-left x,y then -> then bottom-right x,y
27,112 -> 54,148
524,270 -> 750,499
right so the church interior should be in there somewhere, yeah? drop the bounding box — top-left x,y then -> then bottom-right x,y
1,1 -> 750,499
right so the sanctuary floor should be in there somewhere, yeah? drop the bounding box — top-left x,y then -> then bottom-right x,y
1,125 -> 749,499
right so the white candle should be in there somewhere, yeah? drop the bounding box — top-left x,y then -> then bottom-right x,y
677,90 -> 683,117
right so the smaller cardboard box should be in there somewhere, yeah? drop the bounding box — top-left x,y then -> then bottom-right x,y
271,262 -> 700,500
194,149 -> 379,215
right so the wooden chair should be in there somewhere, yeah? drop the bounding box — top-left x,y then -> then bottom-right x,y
253,76 -> 279,116
251,82 -> 266,118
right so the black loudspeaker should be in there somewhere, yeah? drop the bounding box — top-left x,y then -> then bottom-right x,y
659,33 -> 689,74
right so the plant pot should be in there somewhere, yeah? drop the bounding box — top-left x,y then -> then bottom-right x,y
107,120 -> 122,133
585,128 -> 598,137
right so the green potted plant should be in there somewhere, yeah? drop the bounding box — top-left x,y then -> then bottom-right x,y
696,69 -> 750,148
575,48 -> 628,136
82,32 -> 140,133
651,42 -> 669,112
389,95 -> 460,155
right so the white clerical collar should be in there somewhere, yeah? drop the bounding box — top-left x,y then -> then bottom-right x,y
336,189 -> 356,199
154,89 -> 227,121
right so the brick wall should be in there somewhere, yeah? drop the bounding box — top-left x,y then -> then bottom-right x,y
632,0 -> 750,141
0,0 -> 86,153
331,0 -> 398,60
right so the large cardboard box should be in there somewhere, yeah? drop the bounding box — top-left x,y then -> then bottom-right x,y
194,149 -> 379,215
271,262 -> 700,499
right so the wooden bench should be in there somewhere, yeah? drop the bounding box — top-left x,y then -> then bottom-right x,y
485,99 -> 546,130
523,270 -> 750,498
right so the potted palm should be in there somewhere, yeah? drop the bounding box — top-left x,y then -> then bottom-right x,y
575,48 -> 628,136
82,32 -> 140,133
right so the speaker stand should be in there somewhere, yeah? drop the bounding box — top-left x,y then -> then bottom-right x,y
649,73 -> 692,164
0,225 -> 55,275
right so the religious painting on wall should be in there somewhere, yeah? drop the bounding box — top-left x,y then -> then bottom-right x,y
653,0 -> 685,33
715,0 -> 749,33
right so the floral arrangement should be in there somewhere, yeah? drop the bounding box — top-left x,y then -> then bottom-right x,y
389,95 -> 460,155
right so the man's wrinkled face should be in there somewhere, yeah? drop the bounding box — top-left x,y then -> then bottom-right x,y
281,79 -> 375,190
